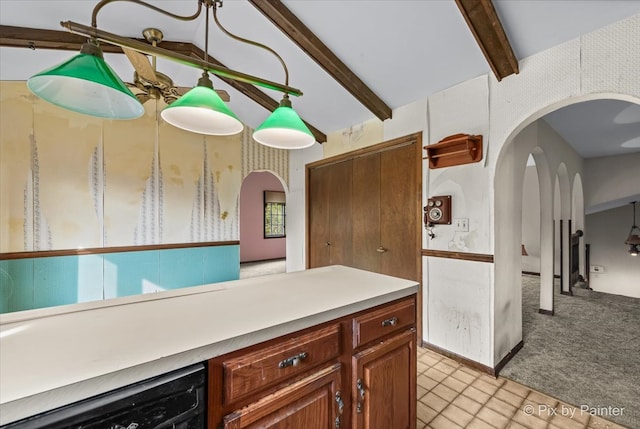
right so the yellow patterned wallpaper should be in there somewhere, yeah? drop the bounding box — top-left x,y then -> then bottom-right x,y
0,81 -> 248,253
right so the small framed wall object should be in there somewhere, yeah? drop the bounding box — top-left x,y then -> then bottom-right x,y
425,195 -> 451,225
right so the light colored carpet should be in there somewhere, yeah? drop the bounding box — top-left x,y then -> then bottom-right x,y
239,259 -> 286,279
499,275 -> 640,428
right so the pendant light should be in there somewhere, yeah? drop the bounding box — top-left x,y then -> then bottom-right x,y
26,0 -> 315,146
27,40 -> 144,119
160,1 -> 242,136
253,95 -> 315,149
625,201 -> 640,256
210,2 -> 315,149
161,71 -> 242,135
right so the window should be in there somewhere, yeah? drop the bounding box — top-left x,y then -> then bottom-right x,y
264,191 -> 286,238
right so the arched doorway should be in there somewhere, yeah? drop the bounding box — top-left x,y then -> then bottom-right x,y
239,171 -> 288,279
494,95 -> 640,429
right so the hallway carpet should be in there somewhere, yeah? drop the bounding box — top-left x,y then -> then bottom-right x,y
499,275 -> 640,429
239,258 -> 286,279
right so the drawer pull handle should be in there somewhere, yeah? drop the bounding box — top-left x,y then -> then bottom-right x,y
376,246 -> 387,253
325,241 -> 332,246
278,351 -> 308,368
381,316 -> 398,327
356,378 -> 365,413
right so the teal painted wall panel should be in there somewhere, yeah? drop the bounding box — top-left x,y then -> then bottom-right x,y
1,244 -> 240,313
33,256 -> 80,308
76,254 -> 105,303
0,259 -> 34,313
159,248 -> 205,290
204,246 -> 240,282
103,250 -> 160,298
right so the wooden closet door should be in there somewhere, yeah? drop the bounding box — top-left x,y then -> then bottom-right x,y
327,160 -> 353,266
379,142 -> 419,281
352,154 -> 381,273
308,165 -> 331,268
308,160 -> 353,268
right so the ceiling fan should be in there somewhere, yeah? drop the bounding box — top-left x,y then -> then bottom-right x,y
123,28 -> 230,105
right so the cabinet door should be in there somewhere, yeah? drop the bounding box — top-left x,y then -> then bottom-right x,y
223,364 -> 344,429
352,153 -> 381,272
379,142 -> 419,281
352,329 -> 416,429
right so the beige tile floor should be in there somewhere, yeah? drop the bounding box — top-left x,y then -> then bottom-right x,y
416,347 -> 628,429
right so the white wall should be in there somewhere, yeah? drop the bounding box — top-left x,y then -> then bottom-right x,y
586,205 -> 640,298
286,142 -> 323,273
584,152 -> 640,213
289,14 -> 640,368
522,165 -> 541,271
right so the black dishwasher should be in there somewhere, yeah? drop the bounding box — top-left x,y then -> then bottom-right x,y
2,363 -> 206,429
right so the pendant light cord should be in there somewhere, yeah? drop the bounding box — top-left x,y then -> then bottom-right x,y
212,1 -> 289,85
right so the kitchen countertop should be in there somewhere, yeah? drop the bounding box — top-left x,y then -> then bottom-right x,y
0,265 -> 418,425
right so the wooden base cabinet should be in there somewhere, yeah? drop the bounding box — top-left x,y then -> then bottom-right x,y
223,364 -> 344,429
352,330 -> 416,429
209,295 -> 417,429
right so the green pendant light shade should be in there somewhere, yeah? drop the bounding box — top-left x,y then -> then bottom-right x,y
27,42 -> 144,120
253,96 -> 315,149
161,73 -> 243,135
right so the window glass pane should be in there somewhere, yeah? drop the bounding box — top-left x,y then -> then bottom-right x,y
264,200 -> 286,238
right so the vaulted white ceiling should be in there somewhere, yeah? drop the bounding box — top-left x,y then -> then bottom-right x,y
1,0 -> 639,156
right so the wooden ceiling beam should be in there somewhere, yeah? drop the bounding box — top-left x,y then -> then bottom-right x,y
454,0 -> 519,81
249,0 -> 392,121
0,24 -> 326,143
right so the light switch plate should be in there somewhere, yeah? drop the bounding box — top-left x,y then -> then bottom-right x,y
454,218 -> 469,232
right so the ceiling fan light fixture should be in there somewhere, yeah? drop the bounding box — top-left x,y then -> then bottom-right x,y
26,41 -> 144,120
253,96 -> 315,149
160,72 -> 243,136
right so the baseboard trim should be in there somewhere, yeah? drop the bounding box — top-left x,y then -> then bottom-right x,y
494,340 -> 524,376
560,290 -> 573,296
422,342 -> 495,377
240,257 -> 286,264
538,309 -> 554,316
422,340 -> 524,378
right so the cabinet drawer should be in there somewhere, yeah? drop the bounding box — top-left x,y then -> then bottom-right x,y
222,324 -> 341,405
352,297 -> 415,348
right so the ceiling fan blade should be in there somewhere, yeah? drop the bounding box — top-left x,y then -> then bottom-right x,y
123,47 -> 157,82
216,89 -> 231,102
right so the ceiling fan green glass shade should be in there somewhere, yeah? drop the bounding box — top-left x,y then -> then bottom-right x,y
26,42 -> 144,120
161,75 -> 243,135
253,97 -> 315,149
